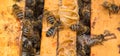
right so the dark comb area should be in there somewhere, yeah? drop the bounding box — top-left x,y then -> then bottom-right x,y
77,0 -> 91,56
22,0 -> 44,56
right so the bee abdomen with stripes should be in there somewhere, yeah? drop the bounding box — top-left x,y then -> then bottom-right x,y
70,24 -> 80,31
46,15 -> 56,24
46,26 -> 56,37
12,4 -> 24,19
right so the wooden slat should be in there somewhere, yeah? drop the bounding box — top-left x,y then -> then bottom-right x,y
40,0 -> 59,56
58,0 -> 79,56
0,0 -> 24,56
91,0 -> 120,56
40,0 -> 79,56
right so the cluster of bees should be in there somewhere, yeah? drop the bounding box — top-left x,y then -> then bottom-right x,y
77,0 -> 91,56
12,0 -> 44,56
11,0 -> 118,56
77,0 -> 117,56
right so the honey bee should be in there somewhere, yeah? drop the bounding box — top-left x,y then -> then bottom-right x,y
22,36 -> 33,51
32,19 -> 42,31
22,19 -> 34,37
22,33 -> 40,56
22,36 -> 36,56
46,21 -> 61,37
70,22 -> 90,34
44,10 -> 56,25
12,4 -> 23,19
37,14 -> 43,20
46,26 -> 57,37
25,7 -> 34,20
102,1 -> 119,14
26,0 -> 36,9
22,26 -> 33,37
29,33 -> 40,52
70,23 -> 80,31
46,15 -> 56,25
32,14 -> 42,31
81,4 -> 90,25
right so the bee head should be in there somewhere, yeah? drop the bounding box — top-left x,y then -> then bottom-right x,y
111,4 -> 119,13
102,1 -> 110,8
13,4 -> 19,9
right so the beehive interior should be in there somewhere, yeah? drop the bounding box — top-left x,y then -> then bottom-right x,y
1,0 -> 120,56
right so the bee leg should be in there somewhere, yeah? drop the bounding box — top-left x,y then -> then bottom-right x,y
47,20 -> 48,27
53,31 -> 56,38
52,28 -> 57,38
108,10 -> 112,16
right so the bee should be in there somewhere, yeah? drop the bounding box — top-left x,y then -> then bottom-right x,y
12,4 -> 23,19
22,19 -> 34,37
26,0 -> 36,8
44,10 -> 56,25
22,26 -> 33,37
70,23 -> 81,31
81,4 -> 90,25
29,34 -> 40,52
31,15 -> 42,31
102,1 -> 119,14
25,7 -> 34,20
78,0 -> 84,11
22,36 -> 38,55
46,26 -> 57,37
46,15 -> 56,25
37,14 -> 43,20
46,21 -> 61,37
22,36 -> 32,50
32,19 -> 42,31
70,22 -> 90,34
